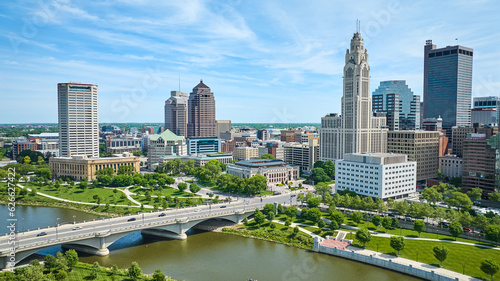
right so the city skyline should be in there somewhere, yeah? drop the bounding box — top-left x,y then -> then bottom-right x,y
1,0 -> 499,123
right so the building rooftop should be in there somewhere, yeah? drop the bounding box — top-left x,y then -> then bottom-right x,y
150,129 -> 184,142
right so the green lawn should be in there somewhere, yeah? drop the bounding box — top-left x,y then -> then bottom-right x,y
300,225 -> 338,238
345,233 -> 500,280
130,195 -> 205,208
20,182 -> 135,205
130,186 -> 195,197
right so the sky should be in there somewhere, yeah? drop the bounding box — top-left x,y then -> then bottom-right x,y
0,0 -> 499,124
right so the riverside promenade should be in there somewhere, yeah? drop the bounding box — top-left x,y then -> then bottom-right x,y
313,231 -> 480,281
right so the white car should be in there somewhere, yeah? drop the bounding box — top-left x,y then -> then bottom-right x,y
72,226 -> 83,231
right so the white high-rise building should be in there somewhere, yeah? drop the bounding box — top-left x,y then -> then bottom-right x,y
58,83 -> 99,158
319,32 -> 387,161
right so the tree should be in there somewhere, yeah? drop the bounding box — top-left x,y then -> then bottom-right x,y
23,156 -> 31,164
293,226 -> 299,235
413,220 -> 426,237
362,196 -> 375,210
467,187 -> 483,201
381,216 -> 392,231
55,269 -> 68,281
480,259 -> 499,281
314,161 -> 324,169
254,210 -> 266,226
391,217 -> 399,229
444,192 -> 473,211
421,187 -> 443,205
329,220 -> 339,231
263,203 -> 276,215
267,212 -> 275,222
285,218 -> 292,227
243,216 -> 249,225
488,191 -> 500,202
44,254 -> 58,272
448,221 -> 463,241
269,222 -> 276,229
432,245 -> 449,267
260,153 -> 275,160
177,182 -> 188,192
307,208 -> 322,223
285,206 -> 298,218
64,249 -> 78,271
189,183 -> 201,193
23,263 -> 44,281
390,236 -> 405,256
128,262 -> 142,280
307,197 -> 321,208
314,182 -> 331,200
372,215 -> 381,228
318,219 -> 326,228
277,204 -> 285,214
331,211 -> 345,226
152,268 -> 166,281
310,167 -> 330,184
393,200 -> 410,216
485,224 -> 500,243
355,228 -> 372,247
89,261 -> 100,280
322,160 -> 335,178
350,211 -> 363,225
34,167 -> 52,179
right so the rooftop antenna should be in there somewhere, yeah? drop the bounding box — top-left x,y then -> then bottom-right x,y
178,74 -> 180,92
356,19 -> 360,33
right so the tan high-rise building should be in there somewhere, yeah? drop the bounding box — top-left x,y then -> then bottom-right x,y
216,120 -> 231,138
165,91 -> 189,137
187,80 -> 216,137
387,131 -> 439,181
319,32 -> 387,161
58,83 -> 99,158
452,124 -> 497,157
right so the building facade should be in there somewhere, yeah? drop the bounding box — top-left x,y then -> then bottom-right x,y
335,153 -> 417,199
372,80 -> 420,130
280,130 -> 301,143
105,136 -> 143,153
50,154 -> 140,181
462,133 -> 496,196
257,129 -> 269,141
164,91 -> 189,137
387,131 -> 439,181
58,83 -> 99,158
186,137 -> 221,155
423,40 -> 473,135
233,147 -> 259,160
439,155 -> 462,178
471,108 -> 497,126
159,153 -> 233,168
226,159 -> 299,185
148,130 -> 187,169
187,80 -> 216,138
283,139 -> 319,172
215,120 -> 231,139
319,32 -> 388,161
452,124 -> 497,157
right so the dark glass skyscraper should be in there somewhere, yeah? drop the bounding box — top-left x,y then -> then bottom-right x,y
423,40 -> 473,134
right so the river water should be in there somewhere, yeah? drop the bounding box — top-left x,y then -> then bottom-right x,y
1,205 -> 420,281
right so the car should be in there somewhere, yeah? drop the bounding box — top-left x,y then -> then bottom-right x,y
36,232 -> 48,237
439,222 -> 450,228
220,206 -> 227,208
158,213 -> 166,217
463,227 -> 472,232
291,194 -> 297,197
72,226 -> 83,231
127,218 -> 137,222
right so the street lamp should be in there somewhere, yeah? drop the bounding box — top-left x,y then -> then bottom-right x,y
56,218 -> 60,239
461,263 -> 466,275
376,242 -> 380,253
73,215 -> 76,224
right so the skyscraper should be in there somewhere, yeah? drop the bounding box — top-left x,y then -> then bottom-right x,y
319,32 -> 387,161
423,40 -> 473,135
57,83 -> 99,158
372,80 -> 420,130
164,91 -> 189,137
187,80 -> 216,138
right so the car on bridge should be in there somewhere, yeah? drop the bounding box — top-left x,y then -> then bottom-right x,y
127,218 -> 137,222
220,206 -> 227,208
36,232 -> 48,237
158,213 -> 166,217
72,226 -> 83,231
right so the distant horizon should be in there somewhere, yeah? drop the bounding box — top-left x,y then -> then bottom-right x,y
0,122 -> 321,126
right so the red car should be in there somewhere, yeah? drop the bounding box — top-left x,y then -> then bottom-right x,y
462,227 -> 472,232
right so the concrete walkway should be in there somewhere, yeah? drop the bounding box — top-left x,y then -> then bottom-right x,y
122,186 -> 153,208
271,220 -> 322,239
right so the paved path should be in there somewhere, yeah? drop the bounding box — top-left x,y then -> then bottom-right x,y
271,220 -> 322,239
122,186 -> 153,208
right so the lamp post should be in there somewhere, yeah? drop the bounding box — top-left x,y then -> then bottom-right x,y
376,242 -> 380,253
416,251 -> 419,262
73,215 -> 76,224
56,218 -> 60,239
461,263 -> 466,275
21,218 -> 24,233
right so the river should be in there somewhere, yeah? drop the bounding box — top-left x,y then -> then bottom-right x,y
1,205 -> 420,281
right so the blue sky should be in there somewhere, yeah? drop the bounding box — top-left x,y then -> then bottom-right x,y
0,0 -> 499,124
